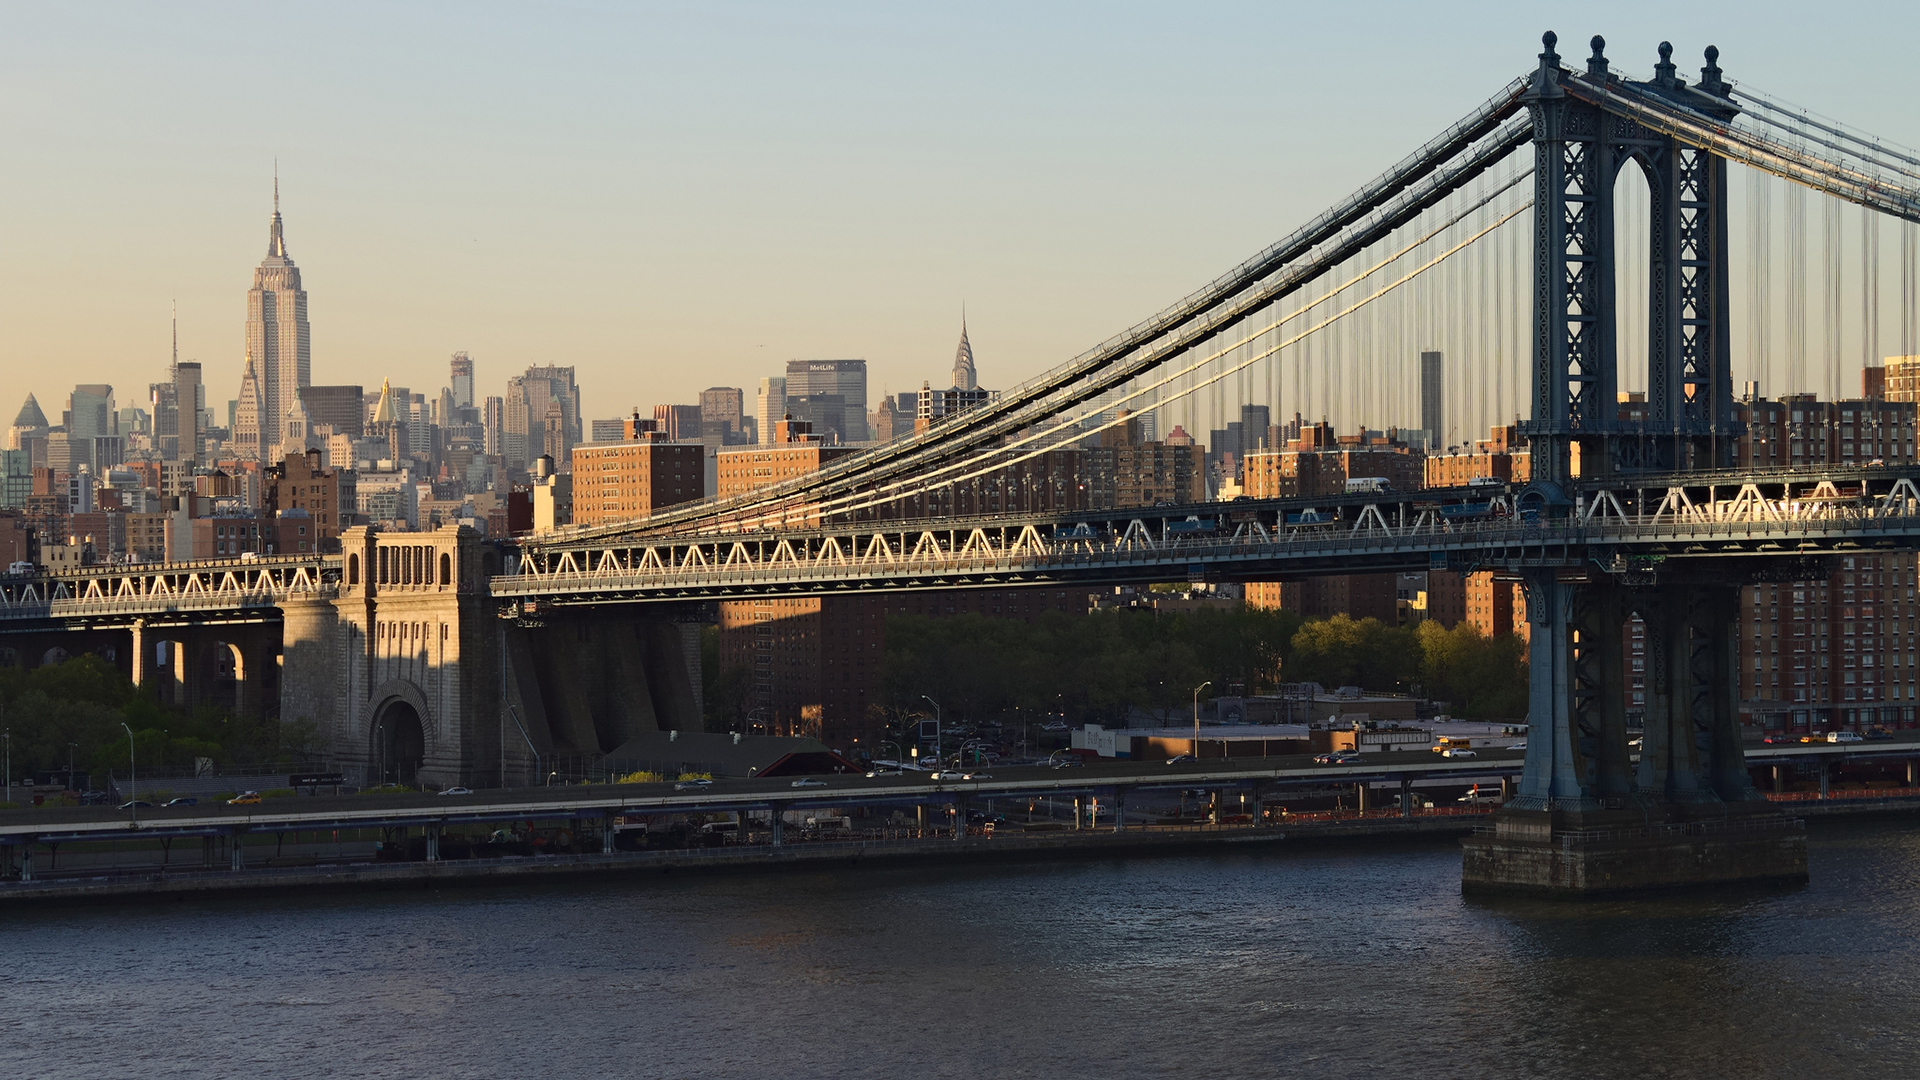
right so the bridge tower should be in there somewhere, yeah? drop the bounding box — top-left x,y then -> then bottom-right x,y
1466,34 -> 1806,893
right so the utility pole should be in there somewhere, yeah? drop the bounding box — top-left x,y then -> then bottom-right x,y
1193,681 -> 1212,759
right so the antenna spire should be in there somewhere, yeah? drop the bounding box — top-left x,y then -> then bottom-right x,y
267,165 -> 287,258
171,300 -> 178,370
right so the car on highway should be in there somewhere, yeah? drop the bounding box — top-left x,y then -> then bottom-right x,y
959,773 -> 991,780
1867,727 -> 1896,741
1039,721 -> 1069,732
674,778 -> 714,791
79,790 -> 110,806
1164,755 -> 1197,765
1440,748 -> 1477,760
1828,731 -> 1865,744
790,778 -> 828,788
1050,757 -> 1084,769
1763,734 -> 1800,744
227,792 -> 262,805
1313,751 -> 1362,765
437,787 -> 473,796
118,800 -> 153,810
1504,742 -> 1527,751
161,797 -> 198,807
865,768 -> 903,778
1799,735 -> 1826,744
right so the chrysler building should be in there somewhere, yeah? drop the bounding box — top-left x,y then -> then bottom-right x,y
245,176 -> 311,460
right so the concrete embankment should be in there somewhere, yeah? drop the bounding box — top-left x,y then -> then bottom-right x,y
0,817 -> 1477,906
4,798 -> 1915,906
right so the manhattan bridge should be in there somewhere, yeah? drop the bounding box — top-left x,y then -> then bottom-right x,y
9,32 -> 1920,888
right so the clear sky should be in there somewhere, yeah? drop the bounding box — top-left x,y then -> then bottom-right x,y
2,0 -> 1916,423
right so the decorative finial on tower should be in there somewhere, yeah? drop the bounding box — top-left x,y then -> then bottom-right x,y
1699,44 -> 1729,96
1587,35 -> 1609,78
1654,40 -> 1678,87
1531,31 -> 1565,96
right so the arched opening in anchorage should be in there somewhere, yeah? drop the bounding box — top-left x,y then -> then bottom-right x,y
199,641 -> 244,713
372,701 -> 427,787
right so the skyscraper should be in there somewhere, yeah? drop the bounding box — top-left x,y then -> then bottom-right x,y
450,352 -> 474,409
699,387 -> 746,444
483,395 -> 505,457
173,361 -> 204,462
784,360 -> 868,443
233,354 -> 263,460
756,377 -> 786,446
1420,350 -> 1444,449
952,318 -> 977,392
246,177 -> 311,462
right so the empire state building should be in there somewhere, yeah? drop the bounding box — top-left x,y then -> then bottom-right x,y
246,180 -> 310,460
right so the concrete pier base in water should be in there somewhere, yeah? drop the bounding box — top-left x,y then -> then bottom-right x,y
1461,803 -> 1808,896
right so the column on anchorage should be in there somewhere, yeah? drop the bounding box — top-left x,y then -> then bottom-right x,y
1514,573 -> 1595,809
129,619 -> 149,689
1513,572 -> 1632,812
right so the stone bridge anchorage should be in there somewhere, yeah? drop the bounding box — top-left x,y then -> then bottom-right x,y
0,525 -> 705,791
282,526 -> 705,789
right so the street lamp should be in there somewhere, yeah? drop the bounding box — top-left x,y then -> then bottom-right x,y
921,695 -> 942,767
120,722 -> 137,826
1193,680 -> 1212,760
3,728 -> 10,808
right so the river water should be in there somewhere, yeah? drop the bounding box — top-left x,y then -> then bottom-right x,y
2,819 -> 1916,1079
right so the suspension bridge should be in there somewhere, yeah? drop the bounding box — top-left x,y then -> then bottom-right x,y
10,31 -> 1920,891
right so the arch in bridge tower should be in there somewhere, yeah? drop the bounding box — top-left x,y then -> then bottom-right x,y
361,678 -> 436,788
1524,33 -> 1740,484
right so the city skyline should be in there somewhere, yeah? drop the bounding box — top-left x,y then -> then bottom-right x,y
4,3 -> 1917,428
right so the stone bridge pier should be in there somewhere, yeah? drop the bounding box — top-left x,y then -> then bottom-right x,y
280,526 -> 705,791
1461,571 -> 1806,894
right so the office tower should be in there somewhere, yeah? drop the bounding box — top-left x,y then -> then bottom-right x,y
63,384 -> 116,472
150,381 -> 180,461
756,377 -> 786,445
9,394 -> 48,452
484,395 -> 505,457
450,352 -> 474,409
1420,350 -> 1444,448
503,378 -> 533,468
232,355 -> 264,460
247,180 -> 312,461
952,319 -> 977,391
784,359 -> 868,443
173,361 -> 204,461
700,387 -> 746,444
653,405 -> 704,442
506,366 -> 580,465
298,385 -> 366,438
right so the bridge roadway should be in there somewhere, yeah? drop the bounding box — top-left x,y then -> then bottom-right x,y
496,465 -> 1920,606
5,737 -> 1914,854
2,464 -> 1914,625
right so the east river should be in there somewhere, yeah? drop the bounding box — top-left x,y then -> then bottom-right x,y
2,819 -> 1916,1079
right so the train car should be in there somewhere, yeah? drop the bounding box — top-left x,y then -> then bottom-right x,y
1165,516 -> 1218,537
